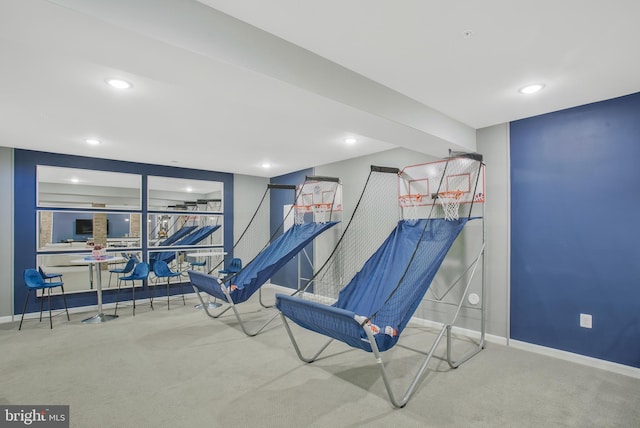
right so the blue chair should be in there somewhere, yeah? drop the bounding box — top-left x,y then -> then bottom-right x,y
219,258 -> 242,277
152,260 -> 185,310
108,258 -> 136,288
188,258 -> 206,272
114,262 -> 150,316
39,266 -> 62,282
20,268 -> 70,330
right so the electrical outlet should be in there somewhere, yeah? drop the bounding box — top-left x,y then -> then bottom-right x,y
580,313 -> 592,329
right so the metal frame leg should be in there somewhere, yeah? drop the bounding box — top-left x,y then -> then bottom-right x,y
280,314 -> 334,363
281,309 -> 485,408
192,287 -> 233,319
258,288 -> 275,309
192,286 -> 281,337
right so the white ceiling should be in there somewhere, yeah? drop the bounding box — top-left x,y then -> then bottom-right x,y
1,0 -> 639,177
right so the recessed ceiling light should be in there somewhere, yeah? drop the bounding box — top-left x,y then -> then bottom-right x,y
262,162 -> 271,169
70,178 -> 79,183
85,138 -> 101,145
345,137 -> 357,144
519,83 -> 545,95
186,187 -> 193,192
105,78 -> 132,89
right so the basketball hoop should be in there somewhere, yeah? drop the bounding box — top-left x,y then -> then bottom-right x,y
293,205 -> 310,224
399,194 -> 422,219
294,203 -> 333,224
311,203 -> 333,223
436,190 -> 464,221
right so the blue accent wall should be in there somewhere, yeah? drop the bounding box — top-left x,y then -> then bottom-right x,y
270,168 -> 313,289
510,92 -> 640,368
13,149 -> 233,314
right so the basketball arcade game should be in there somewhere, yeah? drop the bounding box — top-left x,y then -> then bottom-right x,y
276,152 -> 487,407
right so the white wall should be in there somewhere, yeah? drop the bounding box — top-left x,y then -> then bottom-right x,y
0,147 -> 14,319
232,174 -> 269,264
476,123 -> 510,339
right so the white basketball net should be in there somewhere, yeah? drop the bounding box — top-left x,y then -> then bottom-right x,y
437,191 -> 464,221
294,203 -> 333,224
399,194 -> 423,220
294,205 -> 308,225
312,203 -> 332,224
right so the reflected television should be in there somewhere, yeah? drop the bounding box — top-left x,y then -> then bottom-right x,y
75,219 -> 109,235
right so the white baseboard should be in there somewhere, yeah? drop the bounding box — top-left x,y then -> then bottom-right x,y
0,315 -> 14,324
264,282 -> 294,293
0,295 -> 198,324
408,316 -> 640,380
509,339 -> 640,380
408,316 -> 508,346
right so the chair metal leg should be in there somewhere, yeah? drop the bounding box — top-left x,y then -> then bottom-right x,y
18,290 -> 32,331
179,280 -> 186,306
114,279 -> 122,316
166,278 -> 170,310
47,288 -> 53,329
150,277 -> 157,309
132,280 -> 136,316
165,277 -> 186,309
60,285 -> 70,321
148,281 -> 154,309
39,292 -> 44,322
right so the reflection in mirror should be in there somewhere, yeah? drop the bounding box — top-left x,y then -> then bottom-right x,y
37,166 -> 141,209
37,251 -> 142,294
38,211 -> 142,251
148,176 -> 223,212
148,214 -> 223,248
37,210 -> 142,294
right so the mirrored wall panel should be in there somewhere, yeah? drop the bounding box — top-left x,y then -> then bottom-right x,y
148,176 -> 223,212
37,166 -> 141,209
38,211 -> 142,251
37,251 -> 142,294
147,213 -> 223,248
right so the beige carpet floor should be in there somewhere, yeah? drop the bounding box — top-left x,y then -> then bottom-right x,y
2,286 -> 639,427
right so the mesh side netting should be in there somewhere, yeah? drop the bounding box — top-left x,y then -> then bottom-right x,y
298,168 -> 400,304
214,177 -> 342,282
209,186 -> 275,274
